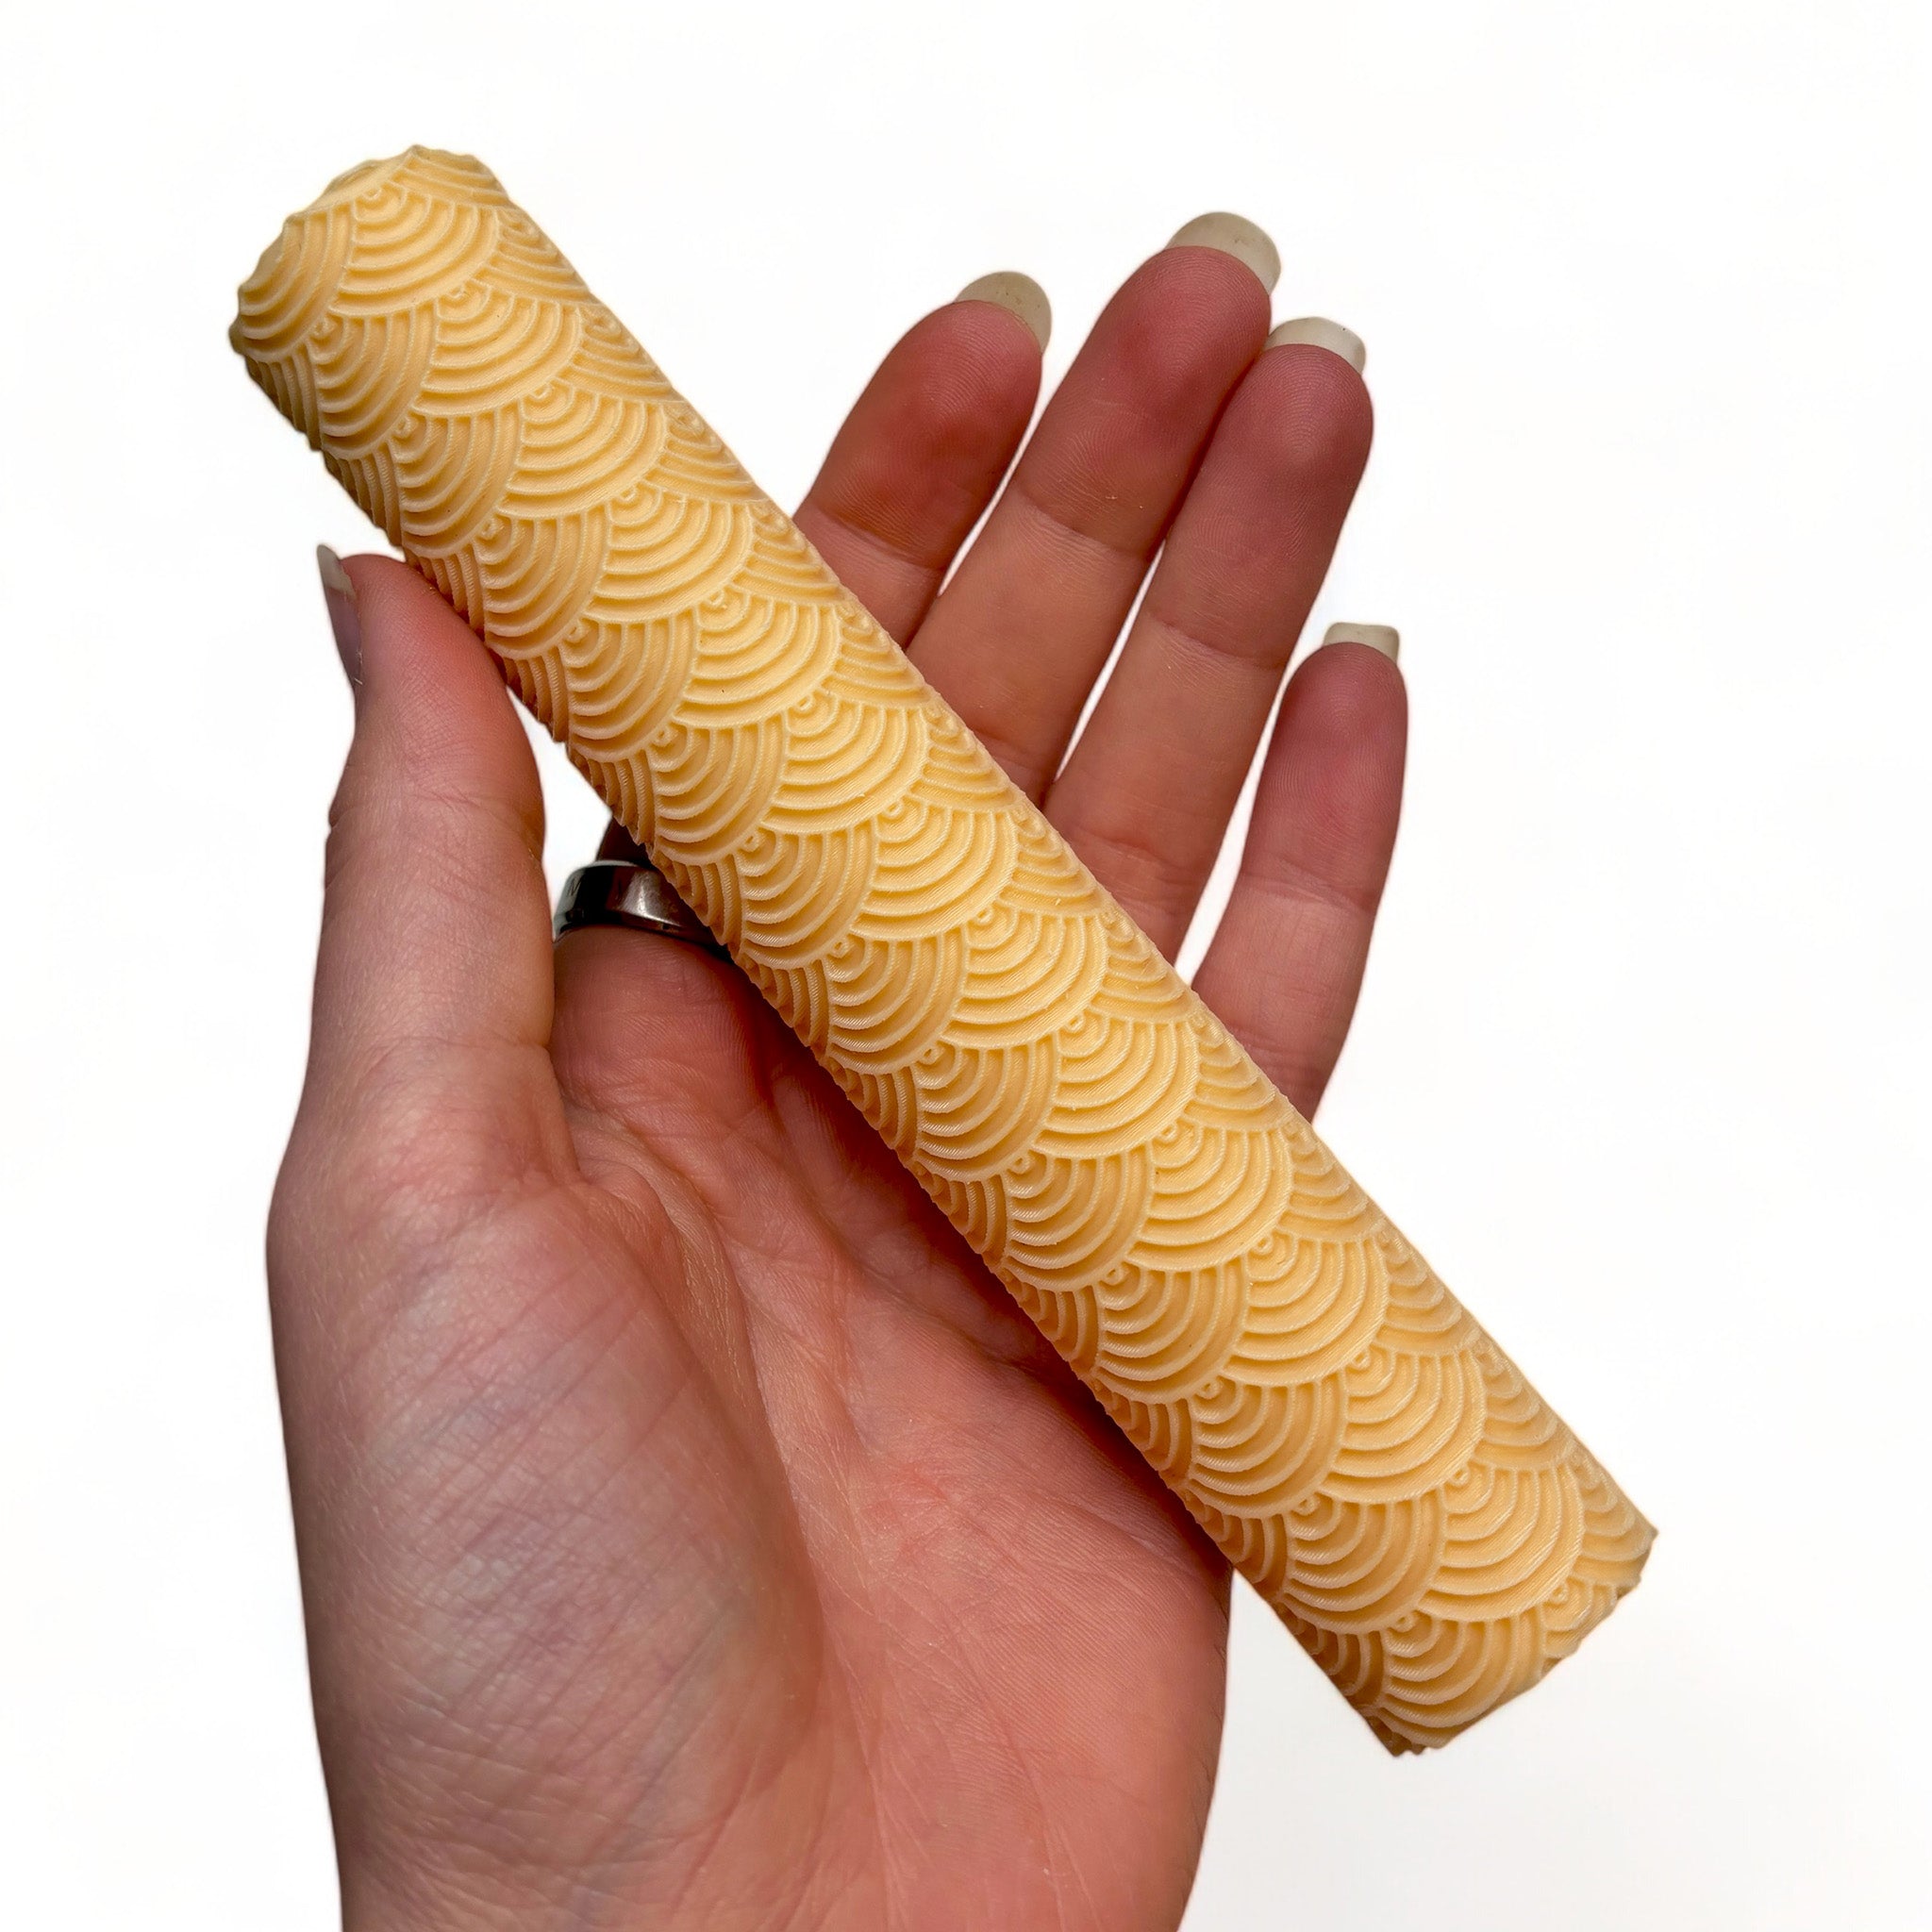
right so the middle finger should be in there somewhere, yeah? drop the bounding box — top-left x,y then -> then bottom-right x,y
908,217 -> 1277,796
1045,324 -> 1373,956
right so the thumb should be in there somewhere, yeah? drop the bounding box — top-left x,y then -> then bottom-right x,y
300,549 -> 558,1148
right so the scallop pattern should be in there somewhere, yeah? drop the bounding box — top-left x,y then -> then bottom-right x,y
233,148 -> 1652,1751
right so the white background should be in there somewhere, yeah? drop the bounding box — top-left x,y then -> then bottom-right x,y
4,1 -> 1927,1924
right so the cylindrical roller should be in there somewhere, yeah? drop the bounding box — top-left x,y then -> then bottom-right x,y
233,148 -> 1652,1752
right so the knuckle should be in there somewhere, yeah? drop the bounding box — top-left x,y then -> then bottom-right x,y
1071,815 -> 1196,935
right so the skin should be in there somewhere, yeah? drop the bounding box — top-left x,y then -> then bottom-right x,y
269,239 -> 1406,1930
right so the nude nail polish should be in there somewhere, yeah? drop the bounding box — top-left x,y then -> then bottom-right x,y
1321,621 -> 1400,663
1166,212 -> 1281,292
957,272 -> 1052,352
316,543 -> 361,687
1267,316 -> 1367,375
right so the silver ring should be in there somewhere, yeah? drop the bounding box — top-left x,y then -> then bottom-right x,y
554,859 -> 726,953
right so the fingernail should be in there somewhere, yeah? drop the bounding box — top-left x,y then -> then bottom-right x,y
956,271 -> 1052,353
1166,212 -> 1281,292
1322,621 -> 1400,664
1267,316 -> 1367,375
316,543 -> 362,687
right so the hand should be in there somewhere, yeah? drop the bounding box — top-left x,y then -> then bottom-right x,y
271,227 -> 1403,1931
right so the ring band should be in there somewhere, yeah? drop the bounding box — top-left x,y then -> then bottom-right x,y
554,859 -> 726,953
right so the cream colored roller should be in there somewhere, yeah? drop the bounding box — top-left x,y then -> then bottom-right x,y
233,148 -> 1651,1752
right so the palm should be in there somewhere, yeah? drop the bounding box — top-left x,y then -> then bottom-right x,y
275,238 -> 1403,1929
488,942 -> 1229,1923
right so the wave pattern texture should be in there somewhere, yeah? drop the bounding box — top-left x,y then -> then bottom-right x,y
233,149 -> 1652,1752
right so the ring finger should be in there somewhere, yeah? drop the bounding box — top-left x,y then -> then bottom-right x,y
906,218 -> 1279,794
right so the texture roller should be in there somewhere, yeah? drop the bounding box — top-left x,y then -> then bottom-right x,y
233,148 -> 1652,1752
